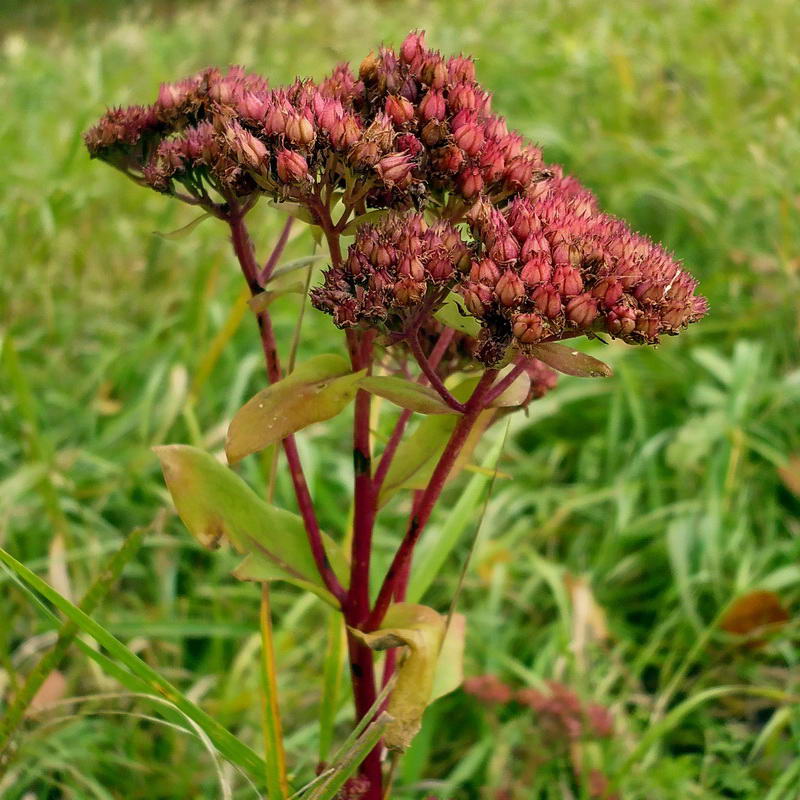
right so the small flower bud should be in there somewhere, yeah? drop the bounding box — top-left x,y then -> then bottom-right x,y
566,293 -> 599,327
520,257 -> 552,285
432,144 -> 464,174
483,115 -> 508,140
605,304 -> 636,336
420,119 -> 447,147
495,269 -> 525,307
454,122 -> 485,157
263,104 -> 286,135
359,51 -> 380,81
227,122 -> 268,169
427,255 -> 453,282
330,115 -> 362,150
399,255 -> 425,280
447,55 -> 476,84
376,152 -> 414,187
504,156 -> 534,189
394,277 -> 426,305
395,133 -> 423,156
385,95 -> 415,126
457,166 -> 484,199
276,148 -> 308,182
489,233 -> 520,264
512,312 -> 546,344
470,257 -> 501,286
418,90 -> 446,121
285,114 -> 315,146
634,312 -> 661,341
448,83 -> 478,112
479,142 -> 507,184
462,282 -> 492,317
420,57 -> 448,89
552,265 -> 583,297
349,139 -> 381,167
400,31 -> 426,64
520,233 -> 550,261
591,277 -> 623,307
532,284 -> 563,318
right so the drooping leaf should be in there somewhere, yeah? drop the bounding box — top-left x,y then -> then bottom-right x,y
153,212 -> 211,240
225,354 -> 365,464
154,445 -> 349,606
528,342 -> 613,378
359,375 -> 457,415
434,294 -> 481,337
431,614 -> 466,702
350,603 -> 446,750
489,363 -> 531,407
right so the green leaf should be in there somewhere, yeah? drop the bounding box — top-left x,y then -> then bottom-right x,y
0,546 -> 267,782
225,354 -> 365,464
153,212 -> 212,240
528,342 -> 613,378
154,444 -> 349,606
359,375 -> 457,415
434,294 -> 481,337
266,198 -> 317,225
341,209 -> 392,237
489,363 -> 531,407
267,254 -> 326,282
350,603 -> 446,751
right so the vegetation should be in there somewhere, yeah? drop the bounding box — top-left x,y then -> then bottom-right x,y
1,1 -> 799,797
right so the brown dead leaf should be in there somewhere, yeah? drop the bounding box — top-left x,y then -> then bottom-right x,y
720,590 -> 789,646
778,455 -> 800,497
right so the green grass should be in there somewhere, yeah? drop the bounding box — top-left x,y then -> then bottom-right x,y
2,0 -> 800,797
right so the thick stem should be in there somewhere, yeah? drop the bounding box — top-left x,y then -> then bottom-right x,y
366,370 -> 498,630
228,213 -> 346,605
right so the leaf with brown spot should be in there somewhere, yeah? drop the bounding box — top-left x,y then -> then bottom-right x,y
225,354 -> 365,464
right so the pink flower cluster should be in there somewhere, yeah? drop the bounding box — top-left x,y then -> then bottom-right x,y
84,32 -> 546,211
310,212 -> 470,327
457,178 -> 708,361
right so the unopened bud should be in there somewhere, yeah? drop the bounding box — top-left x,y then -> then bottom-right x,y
359,51 -> 380,82
400,31 -> 426,64
512,312 -> 546,344
489,233 -> 520,264
394,277 -> 426,305
276,148 -> 308,182
399,255 -> 425,280
605,304 -> 636,336
591,278 -> 623,307
448,83 -> 478,112
462,282 -> 492,317
454,123 -> 485,157
385,95 -> 415,126
418,90 -> 446,121
532,284 -> 562,318
469,258 -> 501,286
330,115 -> 361,150
285,114 -> 315,146
552,265 -> 583,297
566,293 -> 599,327
432,144 -> 464,174
457,166 -> 484,199
376,152 -> 414,187
427,255 -> 453,282
495,269 -> 525,307
520,257 -> 552,285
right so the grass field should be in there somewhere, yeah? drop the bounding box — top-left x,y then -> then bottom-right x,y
2,0 -> 800,797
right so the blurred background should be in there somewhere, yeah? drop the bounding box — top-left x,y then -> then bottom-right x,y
1,0 -> 799,797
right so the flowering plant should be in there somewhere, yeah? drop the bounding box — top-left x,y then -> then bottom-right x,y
84,31 -> 706,798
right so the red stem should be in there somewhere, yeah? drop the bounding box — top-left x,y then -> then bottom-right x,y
409,332 -> 466,413
228,212 -> 346,605
366,369 -> 498,630
259,216 -> 293,284
483,358 -> 529,407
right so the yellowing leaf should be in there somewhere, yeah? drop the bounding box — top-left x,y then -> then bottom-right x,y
489,363 -> 531,407
431,614 -> 466,702
359,375 -> 457,415
528,342 -> 613,378
226,354 -> 365,464
154,444 -> 349,607
350,604 -> 446,750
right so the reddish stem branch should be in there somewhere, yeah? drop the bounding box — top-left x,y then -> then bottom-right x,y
409,332 -> 466,413
259,216 -> 293,284
366,369 -> 498,630
483,358 -> 529,407
228,212 -> 346,605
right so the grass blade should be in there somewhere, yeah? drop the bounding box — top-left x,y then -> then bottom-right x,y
0,546 -> 267,783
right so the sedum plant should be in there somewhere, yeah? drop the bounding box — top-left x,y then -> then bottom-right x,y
84,31 -> 706,798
